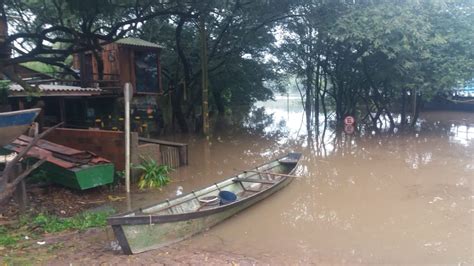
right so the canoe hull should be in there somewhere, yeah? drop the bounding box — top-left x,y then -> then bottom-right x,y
0,109 -> 41,146
108,153 -> 301,254
113,175 -> 293,254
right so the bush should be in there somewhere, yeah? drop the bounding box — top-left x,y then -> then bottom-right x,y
134,157 -> 172,189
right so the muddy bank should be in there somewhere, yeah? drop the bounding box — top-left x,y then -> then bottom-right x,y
1,227 -> 365,265
0,228 -> 261,265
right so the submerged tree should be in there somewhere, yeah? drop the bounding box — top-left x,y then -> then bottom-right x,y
275,0 -> 474,131
139,0 -> 293,133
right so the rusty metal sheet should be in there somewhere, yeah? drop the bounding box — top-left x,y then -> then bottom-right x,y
18,135 -> 83,156
6,135 -> 111,169
7,144 -> 76,169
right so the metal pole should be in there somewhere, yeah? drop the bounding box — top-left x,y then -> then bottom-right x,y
124,83 -> 132,193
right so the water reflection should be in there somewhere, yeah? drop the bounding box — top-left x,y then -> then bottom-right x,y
127,97 -> 473,264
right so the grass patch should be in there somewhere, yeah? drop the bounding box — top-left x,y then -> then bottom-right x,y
32,211 -> 111,233
0,227 -> 21,247
0,210 -> 113,248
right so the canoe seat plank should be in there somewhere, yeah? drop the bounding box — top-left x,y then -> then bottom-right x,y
243,187 -> 262,193
279,159 -> 298,164
234,178 -> 276,184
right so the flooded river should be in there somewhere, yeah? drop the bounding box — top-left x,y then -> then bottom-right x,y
127,97 -> 473,264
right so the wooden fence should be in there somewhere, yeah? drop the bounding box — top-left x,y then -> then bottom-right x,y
138,137 -> 188,168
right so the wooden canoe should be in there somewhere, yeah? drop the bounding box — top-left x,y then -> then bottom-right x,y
0,108 -> 41,147
108,152 -> 302,254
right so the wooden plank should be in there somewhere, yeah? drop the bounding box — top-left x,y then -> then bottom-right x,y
244,170 -> 299,178
179,145 -> 188,165
233,178 -> 276,185
139,137 -> 187,147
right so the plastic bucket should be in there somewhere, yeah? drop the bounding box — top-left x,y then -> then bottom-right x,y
218,190 -> 237,205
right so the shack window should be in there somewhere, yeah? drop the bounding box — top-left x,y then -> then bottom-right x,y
134,51 -> 158,93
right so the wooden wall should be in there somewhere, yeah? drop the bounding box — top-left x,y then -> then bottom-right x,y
72,43 -> 162,93
72,44 -> 136,90
44,128 -> 139,171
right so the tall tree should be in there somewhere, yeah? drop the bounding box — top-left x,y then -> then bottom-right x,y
0,0 -> 187,91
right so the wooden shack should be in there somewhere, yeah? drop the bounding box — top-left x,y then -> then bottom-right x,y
72,37 -> 164,95
6,38 -> 165,130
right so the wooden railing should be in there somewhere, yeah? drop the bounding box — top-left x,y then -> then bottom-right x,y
138,137 -> 188,168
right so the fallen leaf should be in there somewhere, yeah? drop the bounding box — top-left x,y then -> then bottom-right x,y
108,195 -> 126,202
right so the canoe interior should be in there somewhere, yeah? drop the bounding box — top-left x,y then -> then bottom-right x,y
125,154 -> 298,218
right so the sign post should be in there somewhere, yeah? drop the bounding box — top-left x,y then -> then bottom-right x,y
344,115 -> 355,126
344,115 -> 355,135
124,83 -> 133,193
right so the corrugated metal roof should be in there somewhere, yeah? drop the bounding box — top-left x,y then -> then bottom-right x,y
9,84 -> 102,97
115,37 -> 164,49
9,84 -> 101,92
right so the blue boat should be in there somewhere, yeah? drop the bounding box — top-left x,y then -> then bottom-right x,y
0,108 -> 41,146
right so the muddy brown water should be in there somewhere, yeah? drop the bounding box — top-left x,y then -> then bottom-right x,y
122,98 -> 473,264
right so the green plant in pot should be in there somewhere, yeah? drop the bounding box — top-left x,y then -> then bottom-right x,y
133,157 -> 172,189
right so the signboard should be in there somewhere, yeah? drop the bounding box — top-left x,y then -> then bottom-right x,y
344,115 -> 355,125
344,124 -> 355,135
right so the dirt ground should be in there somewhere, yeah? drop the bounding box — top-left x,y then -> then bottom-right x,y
1,184 -> 117,220
0,227 -> 262,265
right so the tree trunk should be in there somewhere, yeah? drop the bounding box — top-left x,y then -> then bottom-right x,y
93,50 -> 104,81
171,83 -> 188,133
0,1 -> 10,62
321,73 -> 328,126
200,15 -> 210,136
314,62 -> 320,128
400,89 -> 407,127
410,90 -> 421,127
213,89 -> 225,114
305,62 -> 313,128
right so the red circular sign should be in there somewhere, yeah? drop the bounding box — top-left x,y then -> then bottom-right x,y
344,116 -> 355,125
344,124 -> 355,135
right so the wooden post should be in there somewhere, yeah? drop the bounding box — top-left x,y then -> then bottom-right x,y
178,145 -> 188,166
18,98 -> 25,110
13,164 -> 28,213
157,51 -> 163,93
200,15 -> 209,136
59,97 -> 66,124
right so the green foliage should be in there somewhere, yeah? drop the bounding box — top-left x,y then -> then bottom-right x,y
0,210 -> 112,248
0,226 -> 21,247
139,0 -> 293,131
133,157 -> 172,190
3,0 -> 472,130
32,211 -> 110,233
21,62 -> 57,74
275,0 -> 474,126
